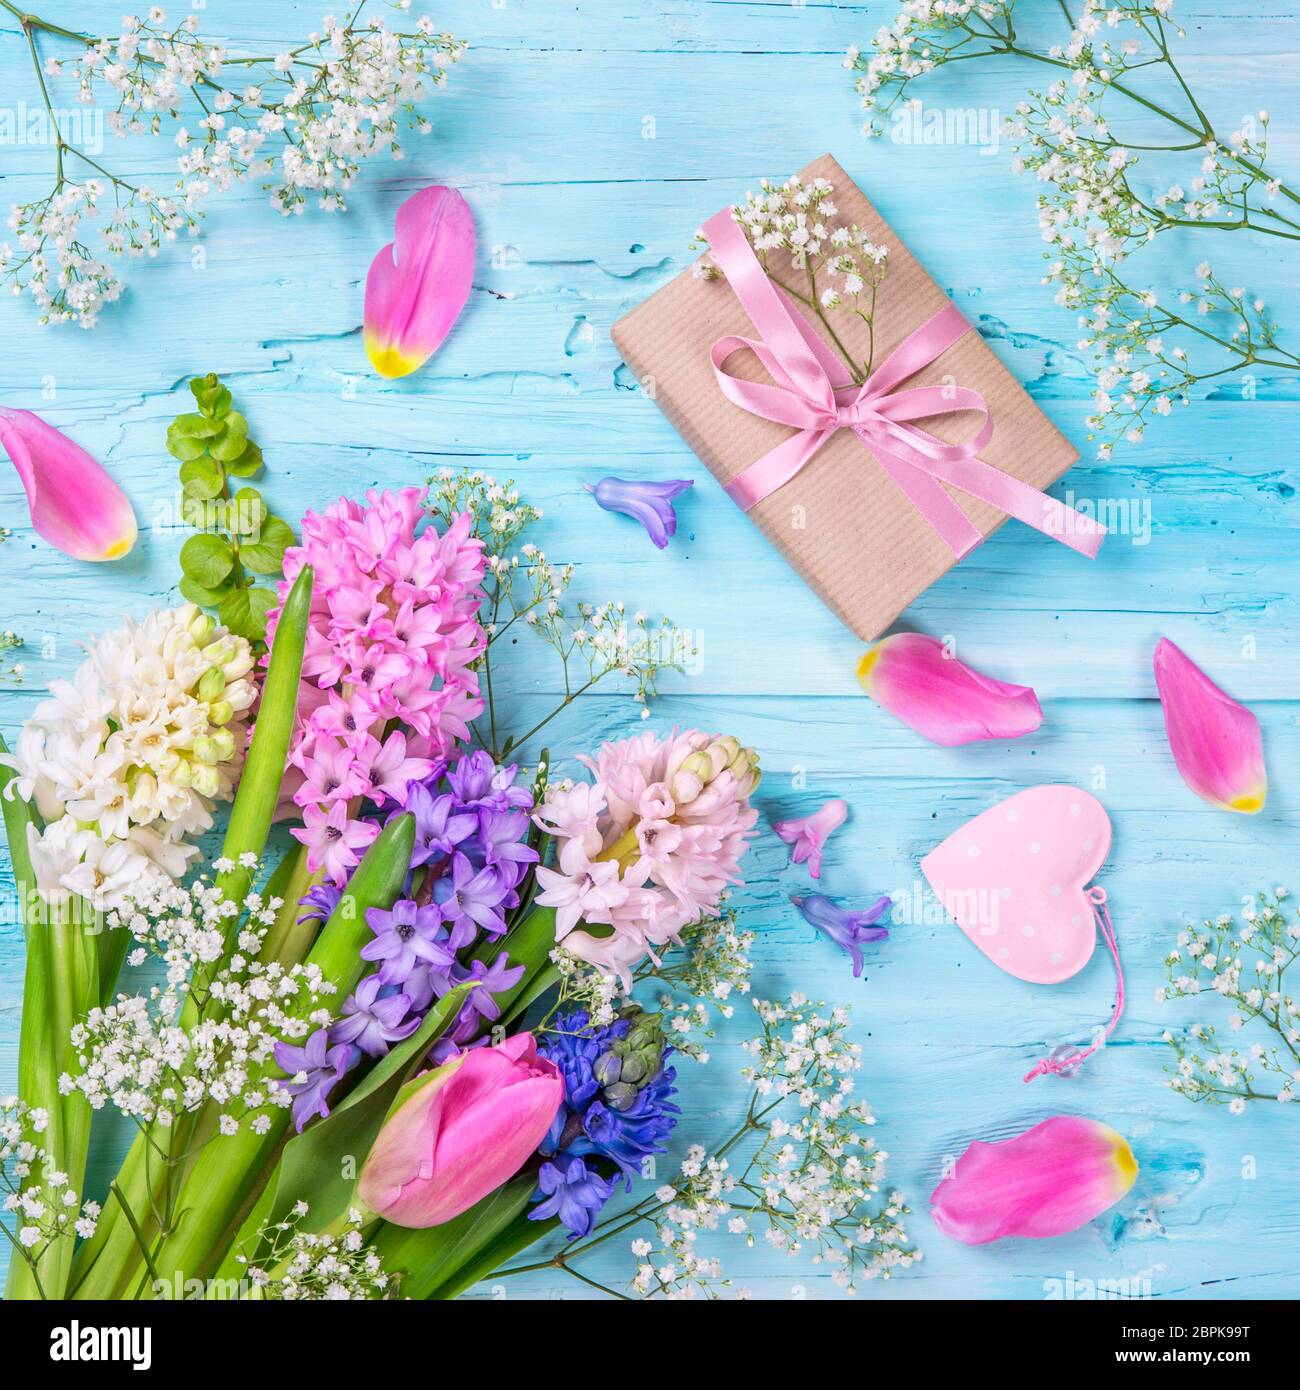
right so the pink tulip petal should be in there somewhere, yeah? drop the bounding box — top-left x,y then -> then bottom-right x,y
0,407 -> 137,562
357,1055 -> 462,1211
1154,637 -> 1267,814
358,1033 -> 563,1229
364,185 -> 475,379
931,1115 -> 1138,1245
857,633 -> 1042,747
771,798 -> 848,879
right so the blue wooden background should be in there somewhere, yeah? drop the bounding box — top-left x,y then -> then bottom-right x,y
2,1 -> 1297,1300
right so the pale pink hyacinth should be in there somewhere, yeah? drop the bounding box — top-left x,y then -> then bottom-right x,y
771,797 -> 848,879
265,487 -> 486,882
533,729 -> 761,982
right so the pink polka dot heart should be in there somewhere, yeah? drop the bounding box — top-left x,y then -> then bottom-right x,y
921,784 -> 1112,985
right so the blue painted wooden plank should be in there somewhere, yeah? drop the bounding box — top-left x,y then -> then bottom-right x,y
1,0 -> 1296,1301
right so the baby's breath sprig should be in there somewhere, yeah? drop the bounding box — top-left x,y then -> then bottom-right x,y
0,2 -> 464,327
237,1203 -> 396,1300
545,909 -> 755,1053
1159,888 -> 1300,1112
427,468 -> 692,761
0,1097 -> 100,1299
56,858 -> 342,1271
848,0 -> 1300,453
0,630 -> 24,685
497,993 -> 918,1299
694,175 -> 890,383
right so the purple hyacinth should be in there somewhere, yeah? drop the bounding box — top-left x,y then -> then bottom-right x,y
434,854 -> 514,939
791,892 -> 893,977
404,781 -> 478,869
444,749 -> 535,811
274,1027 -> 359,1132
296,880 -> 343,925
361,899 -> 456,985
585,476 -> 692,549
289,753 -> 542,1129
330,976 -> 422,1058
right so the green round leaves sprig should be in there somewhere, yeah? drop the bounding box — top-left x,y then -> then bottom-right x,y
169,373 -> 295,645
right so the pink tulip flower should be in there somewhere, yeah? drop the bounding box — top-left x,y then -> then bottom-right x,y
358,1032 -> 563,1229
930,1115 -> 1139,1245
1153,637 -> 1267,814
0,407 -> 137,562
364,185 -> 475,379
771,798 -> 848,879
856,632 -> 1042,747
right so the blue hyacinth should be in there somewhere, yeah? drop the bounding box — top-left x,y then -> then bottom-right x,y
530,1008 -> 680,1238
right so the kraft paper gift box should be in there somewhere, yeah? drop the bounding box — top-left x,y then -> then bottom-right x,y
611,153 -> 1100,642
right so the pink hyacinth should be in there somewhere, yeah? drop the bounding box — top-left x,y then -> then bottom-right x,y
771,797 -> 848,879
532,729 -> 761,982
265,486 -> 486,881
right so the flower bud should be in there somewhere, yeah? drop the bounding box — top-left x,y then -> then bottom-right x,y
221,647 -> 255,682
618,1053 -> 648,1085
209,728 -> 236,762
209,699 -> 234,727
190,763 -> 220,798
602,1082 -> 638,1112
671,750 -> 714,804
170,757 -> 193,789
592,1052 -> 622,1087
196,665 -> 226,703
188,612 -> 216,646
192,734 -> 218,765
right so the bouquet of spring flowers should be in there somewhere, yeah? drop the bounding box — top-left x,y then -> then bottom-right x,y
2,466 -> 916,1300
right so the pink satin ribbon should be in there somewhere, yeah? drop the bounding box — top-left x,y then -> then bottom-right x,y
701,209 -> 1106,560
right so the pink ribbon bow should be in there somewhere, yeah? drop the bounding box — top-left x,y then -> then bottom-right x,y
701,209 -> 1105,560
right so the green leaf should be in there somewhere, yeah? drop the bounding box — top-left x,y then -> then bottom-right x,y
179,574 -> 234,607
230,486 -> 267,537
368,1176 -> 544,1301
224,441 -> 264,478
180,532 -> 235,589
241,515 -> 294,575
170,411 -> 224,439
190,375 -> 232,417
219,585 -> 276,641
215,565 -> 313,902
166,432 -> 209,463
209,412 -> 249,462
181,496 -> 222,532
179,457 -> 224,501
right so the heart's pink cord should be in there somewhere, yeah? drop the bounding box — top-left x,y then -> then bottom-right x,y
1023,886 -> 1124,1083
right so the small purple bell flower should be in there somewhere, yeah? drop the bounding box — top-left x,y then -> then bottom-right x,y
792,892 -> 892,977
585,476 -> 692,549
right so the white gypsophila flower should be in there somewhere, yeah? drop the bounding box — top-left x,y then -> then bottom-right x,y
0,1096 -> 101,1268
1159,890 -> 1300,1109
427,468 -> 692,714
631,996 -> 919,1298
238,1206 -> 395,1299
847,0 -> 1299,455
59,866 -> 337,1133
1,603 -> 256,910
692,174 -> 891,386
3,9 -> 464,327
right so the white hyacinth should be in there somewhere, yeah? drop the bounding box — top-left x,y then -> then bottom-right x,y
2,603 -> 256,910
